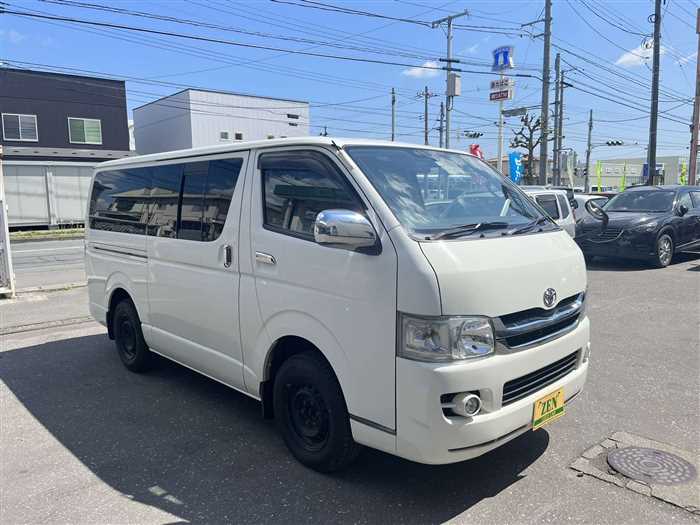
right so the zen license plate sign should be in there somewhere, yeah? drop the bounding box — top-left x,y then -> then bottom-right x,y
532,387 -> 565,430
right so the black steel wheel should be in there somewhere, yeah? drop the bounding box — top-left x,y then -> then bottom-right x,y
653,233 -> 674,268
113,299 -> 153,372
273,351 -> 359,472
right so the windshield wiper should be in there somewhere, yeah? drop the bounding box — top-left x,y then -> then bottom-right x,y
432,222 -> 510,240
509,216 -> 550,235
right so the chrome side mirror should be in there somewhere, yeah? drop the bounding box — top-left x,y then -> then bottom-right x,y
314,209 -> 381,254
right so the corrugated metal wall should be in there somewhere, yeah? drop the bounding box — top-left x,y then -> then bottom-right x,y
2,162 -> 94,227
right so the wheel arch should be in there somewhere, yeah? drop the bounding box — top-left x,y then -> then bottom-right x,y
105,287 -> 139,340
259,335 -> 345,419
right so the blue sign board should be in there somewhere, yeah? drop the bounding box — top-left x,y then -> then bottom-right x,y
492,46 -> 515,72
509,151 -> 524,182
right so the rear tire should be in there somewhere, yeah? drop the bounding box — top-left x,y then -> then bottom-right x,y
273,351 -> 359,472
653,233 -> 674,268
113,299 -> 153,372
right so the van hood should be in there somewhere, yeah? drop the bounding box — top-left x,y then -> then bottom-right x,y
419,230 -> 586,317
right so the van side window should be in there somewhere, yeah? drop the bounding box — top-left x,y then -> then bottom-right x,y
260,150 -> 363,239
149,164 -> 182,238
89,167 -> 152,234
179,162 -> 208,241
536,194 -> 560,220
556,194 -> 570,218
205,159 -> 241,241
146,159 -> 242,241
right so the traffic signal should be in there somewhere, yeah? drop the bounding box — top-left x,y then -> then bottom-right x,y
464,131 -> 483,138
606,140 -> 624,146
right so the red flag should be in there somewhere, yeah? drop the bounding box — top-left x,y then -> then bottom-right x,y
469,143 -> 484,159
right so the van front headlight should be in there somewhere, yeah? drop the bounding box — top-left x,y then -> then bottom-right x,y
399,314 -> 494,362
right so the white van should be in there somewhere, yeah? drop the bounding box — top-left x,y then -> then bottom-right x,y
521,188 -> 577,238
86,138 -> 590,472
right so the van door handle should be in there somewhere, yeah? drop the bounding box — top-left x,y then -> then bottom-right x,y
255,251 -> 276,265
223,245 -> 232,268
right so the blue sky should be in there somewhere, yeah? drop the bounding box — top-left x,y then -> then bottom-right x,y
1,0 -> 697,162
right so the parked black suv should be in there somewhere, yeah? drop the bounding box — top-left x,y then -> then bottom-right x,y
575,185 -> 700,267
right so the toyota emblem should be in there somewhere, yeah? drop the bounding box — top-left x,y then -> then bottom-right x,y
543,288 -> 557,308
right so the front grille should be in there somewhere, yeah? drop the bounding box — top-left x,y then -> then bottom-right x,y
502,351 -> 579,406
582,227 -> 623,242
504,316 -> 579,348
494,293 -> 584,350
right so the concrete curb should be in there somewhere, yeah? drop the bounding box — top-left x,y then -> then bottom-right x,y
10,234 -> 85,243
15,282 -> 87,295
0,315 -> 95,336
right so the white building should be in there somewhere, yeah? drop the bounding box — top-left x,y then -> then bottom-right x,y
133,89 -> 310,154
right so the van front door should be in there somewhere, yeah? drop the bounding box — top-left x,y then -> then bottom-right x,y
248,148 -> 398,432
146,153 -> 249,391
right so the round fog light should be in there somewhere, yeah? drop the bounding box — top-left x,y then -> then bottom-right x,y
452,392 -> 482,417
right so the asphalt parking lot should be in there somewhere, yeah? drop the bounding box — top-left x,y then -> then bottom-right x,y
1,255 -> 698,524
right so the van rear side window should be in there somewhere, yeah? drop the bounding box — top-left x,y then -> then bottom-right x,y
89,158 -> 243,241
535,194 -> 560,220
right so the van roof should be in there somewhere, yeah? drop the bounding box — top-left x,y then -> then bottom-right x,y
96,137 -> 477,169
520,187 -> 568,196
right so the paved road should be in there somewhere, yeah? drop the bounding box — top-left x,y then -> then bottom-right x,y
1,255 -> 698,524
10,238 -> 86,290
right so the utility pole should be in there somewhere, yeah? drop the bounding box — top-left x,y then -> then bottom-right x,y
418,86 -> 436,145
423,86 -> 429,145
557,69 -> 567,186
497,74 -> 505,174
689,8 -> 700,185
538,0 -> 552,184
432,10 -> 469,149
585,110 -> 593,193
391,87 -> 396,141
552,53 -> 561,185
439,102 -> 445,148
647,0 -> 662,185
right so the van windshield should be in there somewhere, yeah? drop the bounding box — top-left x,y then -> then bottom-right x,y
345,146 -> 551,239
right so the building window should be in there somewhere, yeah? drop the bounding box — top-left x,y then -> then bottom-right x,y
220,131 -> 229,140
288,122 -> 299,127
234,132 -> 243,140
287,114 -> 300,119
68,117 -> 103,145
2,113 -> 38,141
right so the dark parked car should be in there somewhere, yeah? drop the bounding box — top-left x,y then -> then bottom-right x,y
575,185 -> 700,267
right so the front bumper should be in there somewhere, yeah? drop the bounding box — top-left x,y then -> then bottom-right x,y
576,232 -> 654,259
395,316 -> 590,464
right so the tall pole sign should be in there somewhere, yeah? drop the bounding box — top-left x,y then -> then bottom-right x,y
689,8 -> 700,185
491,46 -> 515,174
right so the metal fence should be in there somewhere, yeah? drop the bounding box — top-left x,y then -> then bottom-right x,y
2,161 -> 95,228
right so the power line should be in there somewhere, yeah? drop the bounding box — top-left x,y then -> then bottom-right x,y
1,6 -> 517,78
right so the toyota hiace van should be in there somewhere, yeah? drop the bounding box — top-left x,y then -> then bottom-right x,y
86,138 -> 590,472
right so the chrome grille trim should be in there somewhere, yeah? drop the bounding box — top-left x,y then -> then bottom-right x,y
493,293 -> 585,351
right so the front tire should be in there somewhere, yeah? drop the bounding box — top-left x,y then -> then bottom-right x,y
273,352 -> 359,472
653,233 -> 674,268
113,299 -> 153,372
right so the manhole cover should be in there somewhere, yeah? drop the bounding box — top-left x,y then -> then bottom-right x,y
607,447 -> 697,485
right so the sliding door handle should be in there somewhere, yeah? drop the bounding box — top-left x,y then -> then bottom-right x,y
223,245 -> 232,268
255,251 -> 276,265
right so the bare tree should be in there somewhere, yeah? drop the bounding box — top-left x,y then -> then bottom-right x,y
510,113 -> 553,184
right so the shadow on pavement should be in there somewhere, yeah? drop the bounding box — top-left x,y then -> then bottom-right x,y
586,252 -> 700,272
1,334 -> 549,524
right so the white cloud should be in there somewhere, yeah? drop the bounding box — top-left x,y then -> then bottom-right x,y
676,51 -> 697,65
402,60 -> 440,79
615,44 -> 666,67
464,43 -> 480,55
0,29 -> 27,45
